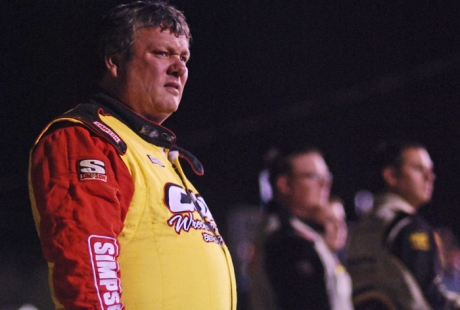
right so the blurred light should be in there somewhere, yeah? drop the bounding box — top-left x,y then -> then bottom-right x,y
18,304 -> 38,310
354,190 -> 374,218
258,169 -> 272,207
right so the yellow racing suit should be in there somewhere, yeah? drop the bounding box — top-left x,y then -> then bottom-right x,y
29,91 -> 237,309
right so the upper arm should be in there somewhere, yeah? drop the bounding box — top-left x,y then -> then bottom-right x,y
29,123 -> 134,308
390,218 -> 438,289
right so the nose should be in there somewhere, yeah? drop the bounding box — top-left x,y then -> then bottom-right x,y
320,178 -> 332,188
320,172 -> 333,187
167,57 -> 187,77
427,169 -> 436,181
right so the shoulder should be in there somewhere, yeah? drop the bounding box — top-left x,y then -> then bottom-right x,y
40,104 -> 127,155
265,228 -> 318,259
395,213 -> 433,234
389,213 -> 435,251
265,230 -> 326,283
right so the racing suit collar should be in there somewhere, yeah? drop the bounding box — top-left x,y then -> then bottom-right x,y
90,91 -> 204,176
373,192 -> 416,224
90,91 -> 177,149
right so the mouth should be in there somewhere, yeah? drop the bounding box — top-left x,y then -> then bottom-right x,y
164,82 -> 180,92
425,184 -> 434,196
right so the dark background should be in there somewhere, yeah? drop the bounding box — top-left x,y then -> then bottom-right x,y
2,0 -> 460,308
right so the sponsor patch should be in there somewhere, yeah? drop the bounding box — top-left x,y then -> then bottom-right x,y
202,232 -> 224,245
168,212 -> 209,234
409,232 -> 430,251
164,183 -> 223,244
93,121 -> 122,144
78,159 -> 107,182
88,235 -> 123,310
164,184 -> 195,213
147,154 -> 165,167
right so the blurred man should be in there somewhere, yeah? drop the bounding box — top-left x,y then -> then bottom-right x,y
323,196 -> 348,257
347,141 -> 460,309
321,196 -> 354,309
28,1 -> 236,309
250,145 -> 353,310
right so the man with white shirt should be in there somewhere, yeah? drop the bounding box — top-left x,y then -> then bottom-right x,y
251,145 -> 353,310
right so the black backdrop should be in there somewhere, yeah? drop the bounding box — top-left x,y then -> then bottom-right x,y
2,1 -> 460,308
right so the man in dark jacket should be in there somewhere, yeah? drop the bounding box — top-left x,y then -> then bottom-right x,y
347,141 -> 460,310
251,145 -> 353,310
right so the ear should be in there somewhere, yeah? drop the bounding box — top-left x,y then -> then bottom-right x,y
382,166 -> 399,187
104,53 -> 123,77
276,175 -> 292,196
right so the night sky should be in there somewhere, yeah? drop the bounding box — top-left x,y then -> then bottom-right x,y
2,0 -> 460,307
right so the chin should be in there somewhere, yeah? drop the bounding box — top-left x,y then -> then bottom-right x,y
166,103 -> 180,114
418,198 -> 431,207
423,192 -> 433,202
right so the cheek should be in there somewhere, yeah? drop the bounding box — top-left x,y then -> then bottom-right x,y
332,226 -> 340,236
302,187 -> 317,200
399,176 -> 417,191
140,65 -> 161,80
410,178 -> 426,192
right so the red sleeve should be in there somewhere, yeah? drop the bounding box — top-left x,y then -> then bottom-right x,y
29,123 -> 134,309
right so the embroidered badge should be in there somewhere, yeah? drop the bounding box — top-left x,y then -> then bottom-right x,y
88,235 -> 123,309
409,232 -> 430,251
147,155 -> 165,167
93,121 -> 122,144
78,159 -> 107,182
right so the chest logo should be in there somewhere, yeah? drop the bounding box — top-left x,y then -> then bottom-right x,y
164,183 -> 222,244
147,155 -> 165,167
409,232 -> 430,251
78,159 -> 107,182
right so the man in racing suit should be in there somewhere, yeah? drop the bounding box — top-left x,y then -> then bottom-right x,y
346,141 -> 460,309
28,2 -> 236,309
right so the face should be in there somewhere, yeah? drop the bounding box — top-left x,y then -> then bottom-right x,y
387,147 -> 436,208
108,27 -> 190,124
323,201 -> 348,252
282,152 -> 332,220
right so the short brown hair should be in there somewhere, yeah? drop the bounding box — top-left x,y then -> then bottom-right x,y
98,1 -> 191,62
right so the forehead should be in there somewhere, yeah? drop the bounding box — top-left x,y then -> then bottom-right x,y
135,27 -> 190,50
290,152 -> 328,171
401,147 -> 433,167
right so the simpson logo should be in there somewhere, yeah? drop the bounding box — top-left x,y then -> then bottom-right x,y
93,121 -> 122,144
147,154 -> 165,167
79,159 -> 107,182
88,235 -> 123,310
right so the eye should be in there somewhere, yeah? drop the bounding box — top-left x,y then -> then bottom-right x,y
180,55 -> 188,63
154,51 -> 168,57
